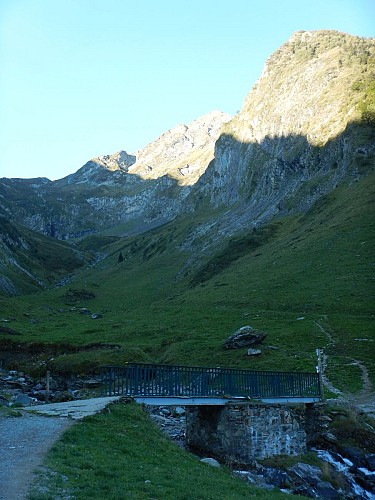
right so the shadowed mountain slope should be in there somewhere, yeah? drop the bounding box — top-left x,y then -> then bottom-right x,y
0,216 -> 85,296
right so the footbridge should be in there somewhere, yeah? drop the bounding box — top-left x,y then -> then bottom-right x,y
100,363 -> 322,405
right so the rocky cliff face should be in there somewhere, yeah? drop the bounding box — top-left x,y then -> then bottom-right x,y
182,30 -> 375,250
0,31 -> 373,243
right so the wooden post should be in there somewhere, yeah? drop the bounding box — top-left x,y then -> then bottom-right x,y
46,370 -> 50,402
316,349 -> 324,401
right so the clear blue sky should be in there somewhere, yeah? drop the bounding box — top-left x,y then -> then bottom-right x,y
1,0 -> 374,180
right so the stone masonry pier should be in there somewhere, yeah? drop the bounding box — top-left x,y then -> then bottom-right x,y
186,402 -> 319,463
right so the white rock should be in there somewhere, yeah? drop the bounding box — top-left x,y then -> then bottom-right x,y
247,348 -> 262,356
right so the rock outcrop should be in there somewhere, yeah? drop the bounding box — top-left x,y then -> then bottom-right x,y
223,326 -> 267,349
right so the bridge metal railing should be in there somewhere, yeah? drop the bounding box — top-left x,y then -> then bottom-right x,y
100,363 -> 322,401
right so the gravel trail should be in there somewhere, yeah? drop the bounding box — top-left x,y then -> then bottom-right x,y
0,413 -> 73,500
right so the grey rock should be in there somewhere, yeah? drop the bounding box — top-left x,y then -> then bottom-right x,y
150,414 -> 172,426
322,432 -> 338,444
200,457 -> 220,467
14,393 -> 34,406
287,463 -> 339,498
224,326 -> 267,349
91,313 -> 103,319
160,408 -> 171,416
48,378 -> 59,391
234,471 -> 275,490
288,462 -> 322,486
340,446 -> 366,468
174,406 -> 185,416
31,390 -> 47,400
353,468 -> 375,491
314,480 -> 340,499
259,466 -> 290,488
318,415 -> 332,423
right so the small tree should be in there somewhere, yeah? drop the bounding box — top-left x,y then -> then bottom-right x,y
118,252 -> 124,263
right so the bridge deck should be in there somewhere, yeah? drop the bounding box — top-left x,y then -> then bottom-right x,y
133,396 -> 321,406
101,363 -> 322,403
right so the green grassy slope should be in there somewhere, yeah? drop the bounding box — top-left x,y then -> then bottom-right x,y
0,172 -> 374,395
29,401 -> 286,499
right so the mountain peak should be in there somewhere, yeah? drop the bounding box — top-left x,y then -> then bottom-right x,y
231,30 -> 375,147
95,150 -> 136,173
84,110 -> 230,187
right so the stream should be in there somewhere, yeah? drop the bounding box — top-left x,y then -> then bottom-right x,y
315,449 -> 375,499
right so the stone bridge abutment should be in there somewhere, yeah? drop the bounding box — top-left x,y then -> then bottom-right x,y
185,402 -> 325,463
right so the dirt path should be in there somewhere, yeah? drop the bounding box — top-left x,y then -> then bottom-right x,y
315,320 -> 347,399
348,358 -> 374,402
314,320 -> 375,412
347,359 -> 375,418
0,413 -> 73,500
0,397 -> 120,499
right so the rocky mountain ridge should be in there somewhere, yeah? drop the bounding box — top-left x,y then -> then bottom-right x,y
0,30 -> 374,246
57,110 -> 231,188
0,111 -> 231,240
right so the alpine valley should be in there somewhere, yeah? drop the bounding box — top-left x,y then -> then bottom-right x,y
0,30 -> 374,405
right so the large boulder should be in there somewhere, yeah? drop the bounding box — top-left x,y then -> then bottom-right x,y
223,326 -> 267,349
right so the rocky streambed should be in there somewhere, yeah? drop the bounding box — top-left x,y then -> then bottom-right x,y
144,405 -> 375,499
